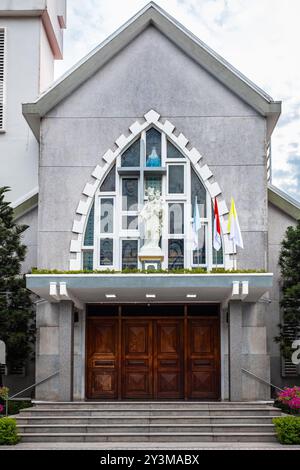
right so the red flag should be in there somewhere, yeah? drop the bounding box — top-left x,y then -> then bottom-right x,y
213,198 -> 222,251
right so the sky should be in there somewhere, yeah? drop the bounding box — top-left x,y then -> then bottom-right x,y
55,0 -> 300,203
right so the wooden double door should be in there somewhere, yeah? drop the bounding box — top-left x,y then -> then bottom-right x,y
86,315 -> 220,400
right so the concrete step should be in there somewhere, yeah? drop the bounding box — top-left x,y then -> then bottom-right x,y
19,432 -> 277,443
19,408 -> 281,417
32,401 -> 275,409
17,423 -> 274,434
16,415 -> 277,425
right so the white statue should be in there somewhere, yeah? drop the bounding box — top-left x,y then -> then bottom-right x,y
139,187 -> 163,256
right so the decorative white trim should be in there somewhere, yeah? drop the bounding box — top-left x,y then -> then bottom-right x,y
69,109 -> 235,270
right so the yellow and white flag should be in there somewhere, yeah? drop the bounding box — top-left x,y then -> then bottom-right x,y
227,198 -> 244,249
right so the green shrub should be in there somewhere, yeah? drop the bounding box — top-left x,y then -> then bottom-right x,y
273,416 -> 300,445
8,400 -> 32,415
0,417 -> 20,445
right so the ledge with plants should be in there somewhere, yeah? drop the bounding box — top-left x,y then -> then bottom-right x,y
31,268 -> 267,275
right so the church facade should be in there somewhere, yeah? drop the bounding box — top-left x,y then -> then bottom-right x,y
19,3 -> 300,401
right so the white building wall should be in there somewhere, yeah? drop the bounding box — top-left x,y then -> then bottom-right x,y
0,17 -> 40,203
40,23 -> 54,92
0,0 -> 66,204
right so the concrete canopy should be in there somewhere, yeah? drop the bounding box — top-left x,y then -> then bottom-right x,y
26,273 -> 273,308
22,2 -> 281,141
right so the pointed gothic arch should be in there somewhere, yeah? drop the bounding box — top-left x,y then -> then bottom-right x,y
69,109 -> 235,270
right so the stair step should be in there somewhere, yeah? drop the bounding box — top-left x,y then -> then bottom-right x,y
19,432 -> 277,443
19,409 -> 281,417
16,415 -> 276,425
18,424 -> 274,434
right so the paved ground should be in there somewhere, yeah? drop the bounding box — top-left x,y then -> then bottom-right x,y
1,442 -> 300,450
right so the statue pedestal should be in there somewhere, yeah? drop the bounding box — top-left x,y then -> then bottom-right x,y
139,247 -> 164,271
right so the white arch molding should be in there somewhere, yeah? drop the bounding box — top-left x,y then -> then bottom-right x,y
69,109 -> 236,270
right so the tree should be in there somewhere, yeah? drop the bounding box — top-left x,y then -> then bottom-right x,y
275,220 -> 300,358
0,187 -> 35,384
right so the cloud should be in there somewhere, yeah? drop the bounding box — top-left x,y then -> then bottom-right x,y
55,0 -> 300,202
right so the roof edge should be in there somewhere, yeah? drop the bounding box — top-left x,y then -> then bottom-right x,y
268,184 -> 300,220
22,2 -> 281,142
13,188 -> 39,220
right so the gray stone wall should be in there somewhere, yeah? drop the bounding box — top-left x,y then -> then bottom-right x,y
38,26 -> 267,271
35,25 -> 273,400
267,202 -> 300,389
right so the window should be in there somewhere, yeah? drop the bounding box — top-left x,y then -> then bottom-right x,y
82,126 -> 223,270
0,29 -> 5,131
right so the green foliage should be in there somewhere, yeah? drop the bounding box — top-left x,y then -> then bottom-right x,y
0,417 -> 20,445
273,416 -> 300,445
274,220 -> 300,357
7,400 -> 32,415
31,267 -> 267,275
0,387 -> 9,400
0,187 -> 35,369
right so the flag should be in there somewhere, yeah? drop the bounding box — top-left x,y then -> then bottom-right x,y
213,198 -> 222,251
192,196 -> 201,249
227,197 -> 244,249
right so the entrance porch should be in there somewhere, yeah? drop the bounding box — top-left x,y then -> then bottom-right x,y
26,273 -> 273,402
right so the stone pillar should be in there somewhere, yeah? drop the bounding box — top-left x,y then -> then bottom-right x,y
59,300 -> 74,401
228,300 -> 242,401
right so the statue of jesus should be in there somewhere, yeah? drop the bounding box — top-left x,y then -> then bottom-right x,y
139,187 -> 163,255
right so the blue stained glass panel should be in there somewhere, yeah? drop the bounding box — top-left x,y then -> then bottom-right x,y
83,203 -> 94,246
122,239 -> 138,270
168,239 -> 184,270
167,141 -> 185,159
191,168 -> 206,218
100,165 -> 116,192
121,139 -> 140,167
168,165 -> 184,194
100,238 -> 113,266
83,251 -> 93,271
122,178 -> 138,211
146,128 -> 161,167
100,198 -> 114,234
168,203 -> 184,234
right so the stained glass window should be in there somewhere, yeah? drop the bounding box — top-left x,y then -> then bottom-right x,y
145,176 -> 162,196
121,139 -> 140,167
100,165 -> 116,192
191,168 -> 206,218
122,215 -> 138,230
146,128 -> 161,167
83,203 -> 94,246
100,238 -> 113,266
168,239 -> 184,270
122,240 -> 138,270
168,203 -> 184,234
122,178 -> 138,211
83,250 -> 93,271
167,141 -> 185,159
168,165 -> 184,194
213,244 -> 223,265
100,198 -> 114,234
193,226 -> 206,265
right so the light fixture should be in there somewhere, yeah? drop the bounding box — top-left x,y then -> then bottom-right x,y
186,294 -> 197,298
145,294 -> 156,298
105,294 -> 116,299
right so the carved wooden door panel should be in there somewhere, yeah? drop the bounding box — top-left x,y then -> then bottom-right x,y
86,318 -> 119,399
154,319 -> 183,399
187,317 -> 220,399
122,320 -> 153,399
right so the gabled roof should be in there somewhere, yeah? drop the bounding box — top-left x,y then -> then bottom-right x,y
23,2 -> 281,141
268,184 -> 300,220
